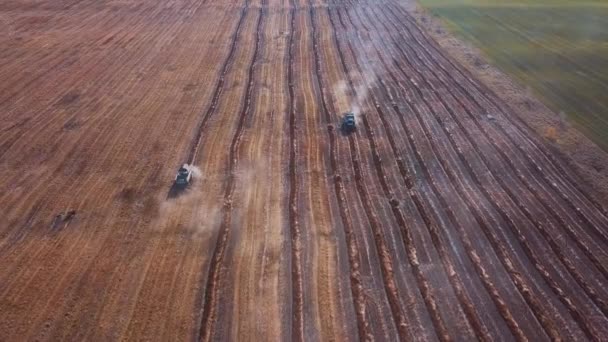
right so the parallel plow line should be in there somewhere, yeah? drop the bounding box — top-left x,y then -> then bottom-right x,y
389,3 -> 608,225
193,3 -> 265,341
376,5 -> 608,311
327,7 -> 412,340
286,2 -> 304,340
187,1 -> 251,164
385,6 -> 608,271
308,4 -> 370,340
340,6 -> 530,340
373,5 -> 607,339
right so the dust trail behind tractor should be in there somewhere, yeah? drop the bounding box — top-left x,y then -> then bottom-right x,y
167,163 -> 194,198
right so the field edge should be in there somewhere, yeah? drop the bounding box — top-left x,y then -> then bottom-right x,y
409,0 -> 608,204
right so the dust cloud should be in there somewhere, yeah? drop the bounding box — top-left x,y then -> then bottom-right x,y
332,28 -> 387,124
188,164 -> 203,178
150,152 -> 272,239
153,165 -> 221,237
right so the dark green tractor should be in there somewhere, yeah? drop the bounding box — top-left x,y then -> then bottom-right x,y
342,112 -> 356,133
175,164 -> 192,187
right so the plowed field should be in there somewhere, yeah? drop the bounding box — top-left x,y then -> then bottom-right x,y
1,0 -> 608,340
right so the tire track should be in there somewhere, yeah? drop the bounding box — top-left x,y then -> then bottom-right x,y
292,8 -> 347,338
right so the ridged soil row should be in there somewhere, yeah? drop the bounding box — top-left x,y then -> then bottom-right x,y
326,7 -> 415,340
142,2 -> 252,339
197,2 -> 265,340
60,7 -> 240,332
294,4 -> 356,339
287,3 -> 304,340
341,7 -> 533,341
333,7 -> 473,342
376,6 -> 608,322
354,7 -> 564,340
112,3 -> 250,340
395,12 -> 608,280
220,4 -> 290,339
110,1 -> 232,163
388,0 -> 604,290
365,16 -> 554,341
187,1 -> 252,164
320,25 -> 396,342
372,6 -> 592,340
308,4 -> 369,340
389,4 -> 608,233
334,5 -> 463,341
372,6 -> 607,339
335,6 -> 516,341
62,9 -> 231,333
98,3 -> 226,175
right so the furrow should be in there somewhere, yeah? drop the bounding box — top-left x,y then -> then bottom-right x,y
287,3 -> 304,341
197,3 -> 265,340
327,7 -> 409,340
308,4 -> 370,340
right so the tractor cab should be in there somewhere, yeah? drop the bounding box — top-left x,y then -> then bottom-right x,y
175,164 -> 192,186
342,112 -> 356,133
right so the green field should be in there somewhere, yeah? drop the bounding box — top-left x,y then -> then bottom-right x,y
418,0 -> 608,150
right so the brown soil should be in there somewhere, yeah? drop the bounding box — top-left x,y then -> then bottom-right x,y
408,0 -> 608,204
1,0 -> 607,340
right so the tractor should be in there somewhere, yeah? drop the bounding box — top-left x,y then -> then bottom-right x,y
174,164 -> 192,187
342,112 -> 356,133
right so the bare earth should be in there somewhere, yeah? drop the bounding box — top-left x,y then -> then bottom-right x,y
1,0 -> 608,340
407,1 -> 608,204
